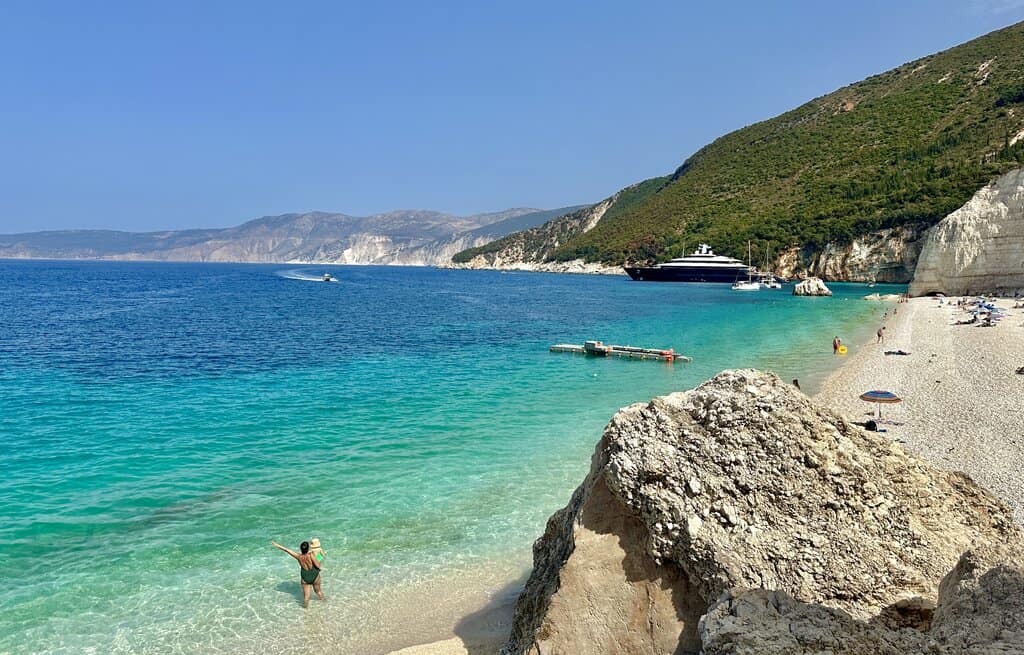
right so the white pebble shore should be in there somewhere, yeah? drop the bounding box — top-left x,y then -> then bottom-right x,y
816,296 -> 1024,524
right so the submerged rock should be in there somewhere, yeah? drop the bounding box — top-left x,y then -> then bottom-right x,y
502,370 -> 1023,655
793,277 -> 832,296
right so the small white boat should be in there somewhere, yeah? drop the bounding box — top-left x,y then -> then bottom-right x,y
759,243 -> 783,288
731,280 -> 761,291
731,241 -> 761,291
322,273 -> 335,282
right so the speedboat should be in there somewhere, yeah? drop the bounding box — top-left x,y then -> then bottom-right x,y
322,273 -> 334,282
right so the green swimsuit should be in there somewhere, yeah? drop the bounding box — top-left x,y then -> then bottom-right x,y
300,563 -> 320,584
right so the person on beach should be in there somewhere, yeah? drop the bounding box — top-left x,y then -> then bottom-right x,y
792,379 -> 801,390
877,326 -> 885,343
833,336 -> 841,354
271,540 -> 325,607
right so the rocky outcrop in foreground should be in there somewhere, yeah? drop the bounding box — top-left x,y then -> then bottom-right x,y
792,277 -> 832,296
910,167 -> 1024,297
503,370 -> 1024,654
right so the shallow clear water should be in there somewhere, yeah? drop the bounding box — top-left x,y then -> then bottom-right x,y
0,261 -> 901,653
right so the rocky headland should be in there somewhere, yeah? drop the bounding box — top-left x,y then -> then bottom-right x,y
500,369 -> 1024,655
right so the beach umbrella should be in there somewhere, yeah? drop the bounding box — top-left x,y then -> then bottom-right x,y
859,390 -> 902,419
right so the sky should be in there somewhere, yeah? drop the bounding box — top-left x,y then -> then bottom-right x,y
2,0 -> 1024,233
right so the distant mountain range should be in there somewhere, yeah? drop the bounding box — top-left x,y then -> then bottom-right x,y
0,206 -> 586,266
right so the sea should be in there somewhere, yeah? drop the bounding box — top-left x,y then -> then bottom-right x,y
0,260 -> 903,654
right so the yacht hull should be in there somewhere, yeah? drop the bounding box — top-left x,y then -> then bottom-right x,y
624,243 -> 788,284
625,266 -> 759,283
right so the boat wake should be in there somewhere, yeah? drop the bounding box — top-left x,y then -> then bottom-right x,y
277,269 -> 339,283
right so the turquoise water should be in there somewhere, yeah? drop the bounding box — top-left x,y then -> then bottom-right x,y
0,261 -> 901,653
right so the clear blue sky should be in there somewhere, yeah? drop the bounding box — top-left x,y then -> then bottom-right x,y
2,0 -> 1023,232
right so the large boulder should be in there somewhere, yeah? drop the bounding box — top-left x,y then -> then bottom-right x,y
502,370 -> 1023,655
793,277 -> 832,296
699,546 -> 1024,654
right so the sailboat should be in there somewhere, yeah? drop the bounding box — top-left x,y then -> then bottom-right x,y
759,243 -> 783,289
731,242 -> 761,291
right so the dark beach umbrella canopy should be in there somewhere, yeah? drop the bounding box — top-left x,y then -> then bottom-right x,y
860,389 -> 902,419
859,390 -> 902,404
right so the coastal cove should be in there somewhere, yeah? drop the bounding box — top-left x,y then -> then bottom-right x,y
0,261 -> 899,654
401,295 -> 1024,655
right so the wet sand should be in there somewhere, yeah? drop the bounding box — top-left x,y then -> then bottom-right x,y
379,569 -> 520,655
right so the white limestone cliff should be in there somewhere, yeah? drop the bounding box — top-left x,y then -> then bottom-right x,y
777,226 -> 927,284
910,167 -> 1024,297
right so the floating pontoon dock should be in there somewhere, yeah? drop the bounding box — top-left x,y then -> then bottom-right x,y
549,340 -> 691,363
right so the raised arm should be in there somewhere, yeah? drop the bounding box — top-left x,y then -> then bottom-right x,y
271,540 -> 300,560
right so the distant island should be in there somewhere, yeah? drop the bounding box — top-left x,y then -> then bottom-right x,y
0,206 -> 584,267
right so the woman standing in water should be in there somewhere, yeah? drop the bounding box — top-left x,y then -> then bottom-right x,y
271,540 -> 325,608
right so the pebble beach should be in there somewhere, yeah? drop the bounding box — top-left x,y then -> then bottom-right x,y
816,296 -> 1024,524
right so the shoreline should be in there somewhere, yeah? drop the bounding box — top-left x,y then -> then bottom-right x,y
394,295 -> 1024,655
815,296 -> 1024,524
377,567 -> 522,655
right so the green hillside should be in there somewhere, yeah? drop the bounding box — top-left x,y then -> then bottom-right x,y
543,22 -> 1024,264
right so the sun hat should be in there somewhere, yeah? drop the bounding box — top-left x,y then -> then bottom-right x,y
309,537 -> 325,554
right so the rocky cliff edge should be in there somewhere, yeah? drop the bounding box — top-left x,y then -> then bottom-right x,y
909,167 -> 1024,297
503,369 -> 1024,655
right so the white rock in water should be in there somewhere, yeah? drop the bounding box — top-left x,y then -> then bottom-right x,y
910,167 -> 1024,297
863,293 -> 901,301
793,277 -> 832,296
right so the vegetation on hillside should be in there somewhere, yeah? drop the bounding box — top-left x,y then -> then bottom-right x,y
449,204 -> 593,263
451,178 -> 669,263
517,22 -> 1024,265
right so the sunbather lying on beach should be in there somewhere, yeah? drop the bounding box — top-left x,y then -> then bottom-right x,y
272,540 -> 325,608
